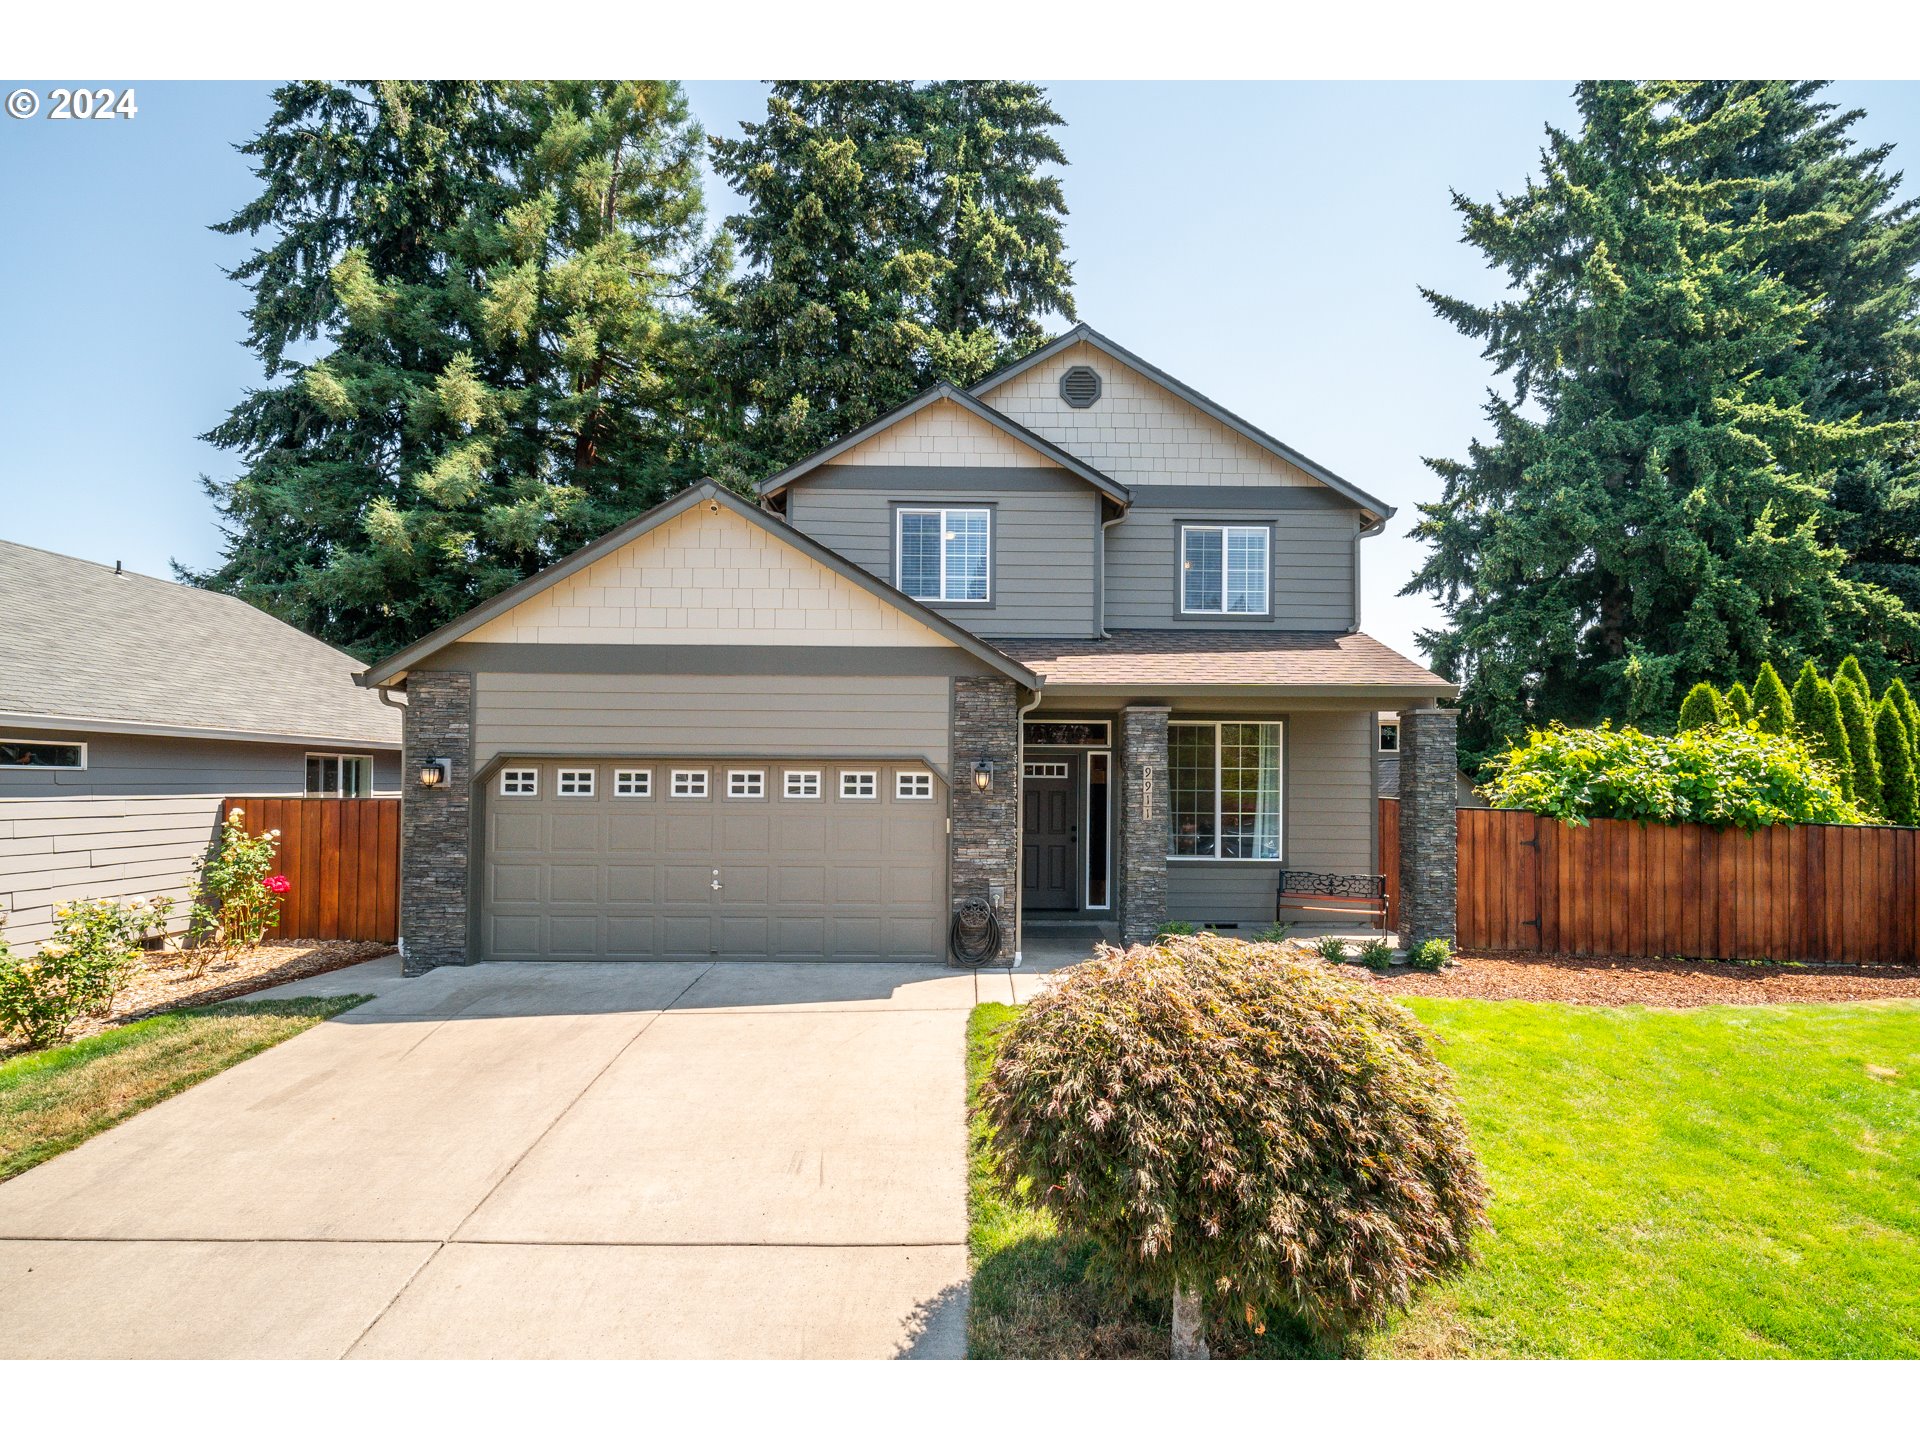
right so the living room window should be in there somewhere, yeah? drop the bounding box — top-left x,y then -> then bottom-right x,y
897,507 -> 990,602
306,752 -> 371,797
1180,525 -> 1269,615
1167,721 -> 1282,860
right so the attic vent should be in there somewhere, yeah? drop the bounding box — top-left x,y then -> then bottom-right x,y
1059,365 -> 1102,409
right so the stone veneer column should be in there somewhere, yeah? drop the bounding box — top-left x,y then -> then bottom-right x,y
1396,705 -> 1459,949
401,671 -> 474,975
1117,705 -> 1170,946
950,676 -> 1020,961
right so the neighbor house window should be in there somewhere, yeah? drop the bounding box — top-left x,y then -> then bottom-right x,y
728,769 -> 765,799
670,769 -> 709,798
615,768 -> 651,797
1168,721 -> 1282,860
1378,721 -> 1400,753
557,769 -> 595,797
1181,525 -> 1269,615
500,768 -> 538,797
784,770 -> 822,799
896,771 -> 934,800
840,770 -> 878,799
306,753 -> 371,797
897,507 -> 990,602
0,739 -> 86,769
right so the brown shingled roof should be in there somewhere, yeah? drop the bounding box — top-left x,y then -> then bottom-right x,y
996,629 -> 1454,693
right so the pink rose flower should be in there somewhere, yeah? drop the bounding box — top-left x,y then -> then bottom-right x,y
266,875 -> 292,895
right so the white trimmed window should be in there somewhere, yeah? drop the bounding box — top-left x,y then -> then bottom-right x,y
0,739 -> 86,769
615,768 -> 652,797
557,768 -> 595,797
500,768 -> 538,797
1168,721 -> 1283,861
306,753 -> 371,797
1378,721 -> 1400,754
1181,525 -> 1269,615
784,769 -> 822,799
897,507 -> 990,602
728,769 -> 765,799
840,770 -> 878,799
896,770 -> 934,800
670,769 -> 709,799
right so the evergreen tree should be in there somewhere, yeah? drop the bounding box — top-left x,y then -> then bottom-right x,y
1678,682 -> 1726,732
1753,662 -> 1795,735
1837,653 -> 1873,697
1724,682 -> 1755,723
1836,675 -> 1883,813
1874,697 -> 1918,824
188,82 -> 726,656
1789,660 -> 1823,740
1887,676 -> 1920,768
1683,84 -> 1920,675
708,81 -> 1073,478
1803,677 -> 1855,801
1408,82 -> 1907,768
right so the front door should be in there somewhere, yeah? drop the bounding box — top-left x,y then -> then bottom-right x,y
1023,759 -> 1078,911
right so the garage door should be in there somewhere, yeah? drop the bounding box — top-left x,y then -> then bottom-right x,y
480,759 -> 948,961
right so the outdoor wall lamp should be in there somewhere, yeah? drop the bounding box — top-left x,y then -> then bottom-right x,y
972,758 -> 994,793
419,757 -> 450,789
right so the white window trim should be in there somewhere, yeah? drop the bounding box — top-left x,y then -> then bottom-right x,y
896,506 -> 992,604
670,768 -> 709,799
499,768 -> 539,797
727,769 -> 766,799
1167,720 -> 1285,863
784,769 -> 822,799
557,768 -> 596,797
0,737 -> 88,770
614,768 -> 652,797
306,751 -> 372,797
1378,722 -> 1401,754
839,769 -> 879,800
895,770 -> 934,799
1179,524 -> 1270,616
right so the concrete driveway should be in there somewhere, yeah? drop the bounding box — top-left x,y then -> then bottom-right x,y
0,957 -> 1024,1359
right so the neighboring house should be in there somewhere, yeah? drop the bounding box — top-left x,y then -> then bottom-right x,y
362,325 -> 1459,971
1376,714 -> 1483,808
0,541 -> 401,950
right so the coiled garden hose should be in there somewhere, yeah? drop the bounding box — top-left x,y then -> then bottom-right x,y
949,896 -> 1003,967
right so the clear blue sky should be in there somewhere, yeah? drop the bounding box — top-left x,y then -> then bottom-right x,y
5,80 -> 1920,660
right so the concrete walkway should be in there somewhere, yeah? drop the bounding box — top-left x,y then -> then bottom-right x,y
0,957 -> 1024,1360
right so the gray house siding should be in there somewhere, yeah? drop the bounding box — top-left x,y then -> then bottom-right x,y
1104,501 -> 1360,631
0,729 -> 400,949
784,465 -> 1102,639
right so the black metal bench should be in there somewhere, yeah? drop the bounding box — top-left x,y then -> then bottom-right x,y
1276,870 -> 1389,929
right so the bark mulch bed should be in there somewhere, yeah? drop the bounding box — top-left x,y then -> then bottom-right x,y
1362,950 -> 1920,1008
0,940 -> 393,1060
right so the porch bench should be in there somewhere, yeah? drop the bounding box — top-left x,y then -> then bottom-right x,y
1275,870 -> 1389,929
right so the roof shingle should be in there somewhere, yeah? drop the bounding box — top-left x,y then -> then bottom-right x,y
994,629 -> 1453,692
0,541 -> 400,747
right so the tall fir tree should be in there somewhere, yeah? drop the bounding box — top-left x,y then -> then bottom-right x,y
1803,677 -> 1855,801
1836,674 -> 1883,813
707,81 -> 1073,479
1874,697 -> 1919,825
1753,662 -> 1795,736
189,82 -> 727,657
1407,82 -> 1909,769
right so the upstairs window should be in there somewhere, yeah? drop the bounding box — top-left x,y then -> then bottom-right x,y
1181,525 -> 1269,615
898,507 -> 990,603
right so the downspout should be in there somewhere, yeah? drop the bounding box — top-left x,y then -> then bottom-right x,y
1099,502 -> 1129,638
1351,513 -> 1387,634
1013,684 -> 1045,966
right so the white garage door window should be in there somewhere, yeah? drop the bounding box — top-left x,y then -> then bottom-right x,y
482,759 -> 948,962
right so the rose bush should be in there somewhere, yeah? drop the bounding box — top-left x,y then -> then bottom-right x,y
189,809 -> 286,973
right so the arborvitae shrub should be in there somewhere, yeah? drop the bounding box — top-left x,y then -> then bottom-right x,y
1803,677 -> 1856,802
1836,677 -> 1882,816
1724,683 -> 1755,723
1753,661 -> 1794,735
1875,699 -> 1918,825
1677,682 -> 1726,732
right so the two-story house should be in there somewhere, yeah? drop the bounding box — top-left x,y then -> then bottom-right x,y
360,326 -> 1459,972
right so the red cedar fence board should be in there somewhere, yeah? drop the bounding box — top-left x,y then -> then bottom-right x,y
222,798 -> 400,943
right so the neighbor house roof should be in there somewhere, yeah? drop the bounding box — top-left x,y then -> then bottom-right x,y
0,539 -> 400,748
969,324 -> 1395,523
754,383 -> 1131,506
994,629 -> 1455,696
360,481 -> 1043,690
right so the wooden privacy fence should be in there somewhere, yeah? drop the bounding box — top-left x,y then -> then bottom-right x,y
1381,798 -> 1919,964
224,797 -> 400,943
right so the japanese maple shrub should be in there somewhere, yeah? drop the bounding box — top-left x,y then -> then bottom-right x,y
189,809 -> 290,973
980,934 -> 1489,1357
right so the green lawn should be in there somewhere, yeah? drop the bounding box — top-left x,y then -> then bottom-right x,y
967,996 -> 1920,1359
0,996 -> 368,1181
